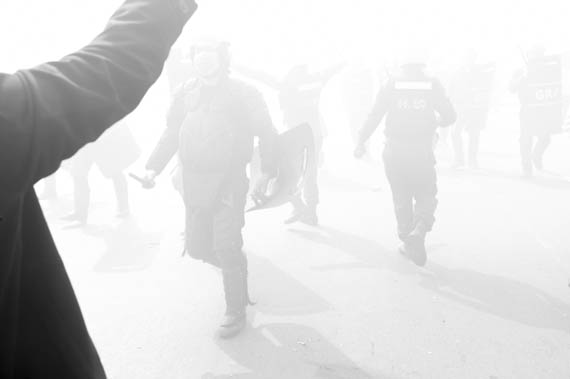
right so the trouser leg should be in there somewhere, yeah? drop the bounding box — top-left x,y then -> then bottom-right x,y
74,175 -> 90,221
532,133 -> 551,170
70,152 -> 93,223
413,163 -> 438,234
286,137 -> 320,225
302,138 -> 321,210
384,154 -> 414,241
467,129 -> 480,168
218,251 -> 248,316
520,127 -> 534,175
451,123 -> 465,165
111,173 -> 130,216
212,181 -> 249,338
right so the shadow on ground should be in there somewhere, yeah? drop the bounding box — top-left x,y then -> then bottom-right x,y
83,217 -> 162,272
291,225 -> 570,334
203,323 -> 393,379
420,263 -> 570,334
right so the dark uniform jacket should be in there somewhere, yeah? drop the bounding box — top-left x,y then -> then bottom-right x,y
146,77 -> 278,203
510,57 -> 563,135
360,65 -> 456,147
0,1 -> 196,377
146,77 -> 277,265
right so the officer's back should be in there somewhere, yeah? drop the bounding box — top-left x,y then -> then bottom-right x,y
383,64 -> 456,144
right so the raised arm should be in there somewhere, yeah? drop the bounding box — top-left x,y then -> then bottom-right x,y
308,62 -> 346,86
0,0 -> 197,195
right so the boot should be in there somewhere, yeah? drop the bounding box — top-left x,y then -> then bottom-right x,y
64,180 -> 89,225
398,240 -> 413,258
406,222 -> 428,267
284,198 -> 307,224
300,205 -> 319,226
532,155 -> 544,172
218,267 -> 249,339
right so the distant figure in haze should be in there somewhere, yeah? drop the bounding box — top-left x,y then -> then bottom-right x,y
143,38 -> 278,339
165,46 -> 193,95
340,65 -> 378,145
0,0 -> 197,377
63,121 -> 140,225
449,50 -> 496,169
38,173 -> 58,199
509,45 -> 564,177
354,50 -> 456,266
236,61 -> 345,226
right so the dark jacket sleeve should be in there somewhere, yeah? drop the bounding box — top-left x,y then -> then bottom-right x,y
358,81 -> 391,144
145,84 -> 188,174
0,0 -> 197,195
432,79 -> 457,128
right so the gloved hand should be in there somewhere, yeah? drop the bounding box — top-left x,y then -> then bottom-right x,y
142,169 -> 157,189
130,170 -> 157,189
353,143 -> 366,159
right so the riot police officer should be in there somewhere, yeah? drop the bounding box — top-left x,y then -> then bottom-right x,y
449,50 -> 496,169
63,121 -> 139,225
354,51 -> 456,266
143,39 -> 278,339
509,45 -> 563,177
235,62 -> 345,226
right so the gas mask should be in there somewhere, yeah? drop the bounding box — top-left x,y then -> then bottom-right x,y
193,49 -> 222,81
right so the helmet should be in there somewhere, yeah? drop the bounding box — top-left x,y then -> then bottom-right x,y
398,41 -> 430,67
190,37 -> 230,63
187,36 -> 231,77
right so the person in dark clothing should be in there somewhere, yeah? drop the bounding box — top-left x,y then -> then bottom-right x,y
143,39 -> 278,339
235,62 -> 344,226
509,45 -> 563,177
63,121 -> 140,225
0,1 -> 197,377
354,56 -> 456,266
449,51 -> 496,169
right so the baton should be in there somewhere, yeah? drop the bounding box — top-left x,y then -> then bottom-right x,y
129,173 -> 155,189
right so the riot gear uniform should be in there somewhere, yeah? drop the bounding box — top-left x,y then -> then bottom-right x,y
449,62 -> 495,168
357,63 -> 456,266
146,71 -> 278,338
510,53 -> 563,176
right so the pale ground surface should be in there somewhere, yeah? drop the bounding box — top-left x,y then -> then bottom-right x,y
38,105 -> 570,379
